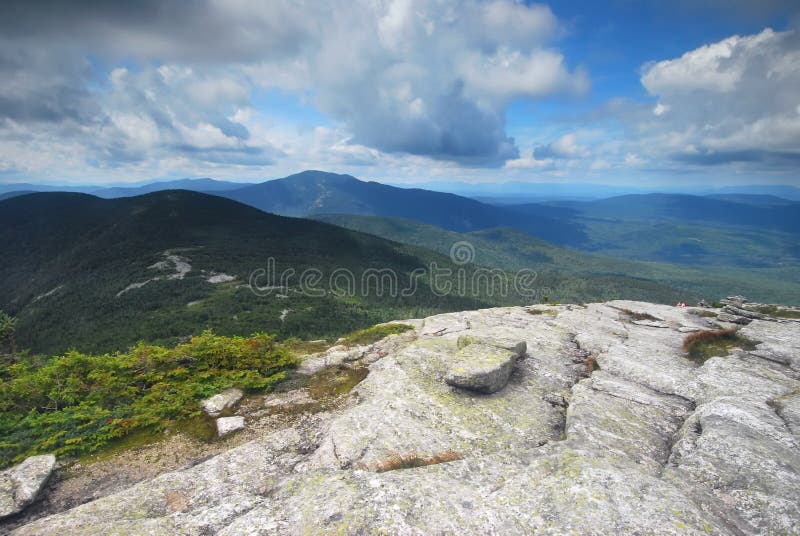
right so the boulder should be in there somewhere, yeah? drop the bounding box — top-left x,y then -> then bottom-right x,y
201,388 -> 243,417
717,312 -> 751,325
445,343 -> 518,394
216,416 -> 245,437
0,454 -> 56,518
723,305 -> 769,320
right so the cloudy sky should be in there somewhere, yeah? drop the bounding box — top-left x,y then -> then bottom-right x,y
1,0 -> 798,186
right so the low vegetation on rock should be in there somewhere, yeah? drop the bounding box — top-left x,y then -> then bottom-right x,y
682,328 -> 758,364
753,304 -> 800,319
0,331 -> 298,468
365,450 -> 464,473
341,323 -> 413,347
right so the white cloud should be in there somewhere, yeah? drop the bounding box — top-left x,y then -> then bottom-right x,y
504,154 -> 554,169
244,0 -> 585,165
638,28 -> 800,166
534,132 -> 591,159
624,153 -> 642,166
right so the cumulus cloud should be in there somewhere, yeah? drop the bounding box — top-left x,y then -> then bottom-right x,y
533,133 -> 591,159
247,0 -> 586,165
0,0 -> 587,175
640,27 -> 800,166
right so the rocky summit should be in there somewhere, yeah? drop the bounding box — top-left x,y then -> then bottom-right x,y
9,301 -> 800,535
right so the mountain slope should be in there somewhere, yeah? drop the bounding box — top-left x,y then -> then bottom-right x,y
0,191 -> 500,354
0,191 -> 34,201
316,213 -> 800,305
218,170 -> 588,246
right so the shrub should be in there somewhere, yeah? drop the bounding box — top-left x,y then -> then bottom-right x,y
682,328 -> 758,364
365,450 -> 464,473
0,330 -> 298,467
584,355 -> 600,374
617,308 -> 660,322
342,323 -> 413,346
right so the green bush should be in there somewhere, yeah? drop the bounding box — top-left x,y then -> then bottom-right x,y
0,331 -> 298,467
342,323 -> 413,346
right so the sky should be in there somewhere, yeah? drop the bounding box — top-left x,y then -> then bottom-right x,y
0,0 -> 798,187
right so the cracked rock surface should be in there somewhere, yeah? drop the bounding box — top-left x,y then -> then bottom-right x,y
1,455 -> 56,519
11,301 -> 800,535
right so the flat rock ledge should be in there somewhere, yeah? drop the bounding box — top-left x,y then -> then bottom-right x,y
444,339 -> 525,393
201,388 -> 243,417
0,455 -> 56,519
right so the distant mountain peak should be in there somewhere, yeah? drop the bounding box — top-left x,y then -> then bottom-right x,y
280,170 -> 361,184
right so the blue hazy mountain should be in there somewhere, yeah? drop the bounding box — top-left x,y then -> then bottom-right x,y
90,178 -> 249,198
217,170 -> 589,246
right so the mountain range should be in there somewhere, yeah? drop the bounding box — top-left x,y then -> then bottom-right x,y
216,170 -> 589,246
2,170 -> 799,353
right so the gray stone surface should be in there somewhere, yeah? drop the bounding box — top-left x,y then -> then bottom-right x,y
723,304 -> 770,320
201,388 -> 243,418
444,341 -> 520,393
216,417 -> 245,437
1,455 -> 56,518
263,388 -> 315,410
11,301 -> 800,535
717,312 -> 751,324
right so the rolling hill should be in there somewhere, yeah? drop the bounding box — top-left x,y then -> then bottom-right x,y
0,191 -> 34,202
91,178 -> 249,198
507,194 -> 800,268
316,213 -> 800,306
0,191 -> 506,354
530,193 -> 800,233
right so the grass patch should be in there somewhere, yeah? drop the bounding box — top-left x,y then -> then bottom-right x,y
280,337 -> 331,355
617,308 -> 661,321
691,309 -> 718,318
0,331 -> 298,468
341,323 -> 413,346
754,305 -> 800,319
364,450 -> 463,473
528,308 -> 558,316
682,328 -> 759,364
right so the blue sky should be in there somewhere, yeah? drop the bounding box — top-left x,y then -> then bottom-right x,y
0,0 -> 797,187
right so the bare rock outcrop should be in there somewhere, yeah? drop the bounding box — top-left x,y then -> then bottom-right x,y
1,455 -> 56,519
10,301 -> 800,535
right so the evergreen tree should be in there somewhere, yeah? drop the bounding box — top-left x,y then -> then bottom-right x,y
0,309 -> 15,357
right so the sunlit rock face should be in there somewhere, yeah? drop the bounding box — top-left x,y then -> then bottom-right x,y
12,301 -> 800,536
